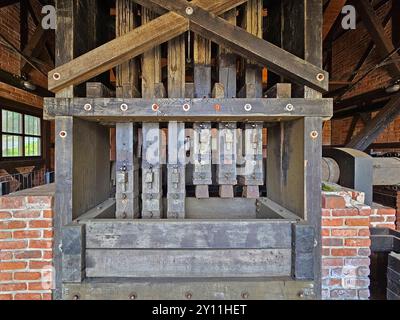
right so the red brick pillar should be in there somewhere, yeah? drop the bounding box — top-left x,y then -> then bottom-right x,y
0,193 -> 54,300
321,193 -> 372,300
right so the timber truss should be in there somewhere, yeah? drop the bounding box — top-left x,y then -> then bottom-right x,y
47,0 -> 328,94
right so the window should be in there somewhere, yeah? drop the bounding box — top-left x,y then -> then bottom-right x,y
1,109 -> 41,158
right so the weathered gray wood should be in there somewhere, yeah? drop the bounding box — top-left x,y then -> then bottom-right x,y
75,198 -> 116,221
257,198 -> 301,221
49,0 -> 247,93
86,82 -> 114,98
85,220 -> 292,249
44,98 -> 333,120
62,224 -> 85,282
373,157 -> 400,185
146,0 -> 329,92
389,252 -> 400,271
86,249 -> 292,278
116,123 -> 140,218
291,223 -> 315,280
63,277 -> 316,300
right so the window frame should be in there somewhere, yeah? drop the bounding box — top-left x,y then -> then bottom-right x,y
0,107 -> 43,160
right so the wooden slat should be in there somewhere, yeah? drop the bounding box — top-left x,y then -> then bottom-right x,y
85,220 -> 292,249
62,223 -> 85,282
44,98 -> 333,120
63,278 -> 316,300
48,0 -> 247,92
147,0 -> 329,92
86,249 -> 292,278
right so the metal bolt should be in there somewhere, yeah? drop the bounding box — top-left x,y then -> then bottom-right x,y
185,6 -> 194,15
84,103 -> 92,111
52,72 -> 61,81
59,130 -> 67,138
120,103 -> 128,112
129,293 -> 137,300
285,103 -> 294,112
298,291 -> 305,298
214,104 -> 221,111
185,292 -> 193,300
241,292 -> 250,299
183,103 -> 191,112
316,73 -> 325,82
244,104 -> 252,111
310,130 -> 319,139
72,294 -> 80,300
152,103 -> 159,112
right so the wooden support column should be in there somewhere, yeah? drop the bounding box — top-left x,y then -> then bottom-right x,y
193,32 -> 212,198
115,0 -> 140,219
54,0 -> 107,299
215,10 -> 238,198
141,8 -> 165,219
239,0 -> 263,199
167,33 -> 186,217
268,0 -> 324,297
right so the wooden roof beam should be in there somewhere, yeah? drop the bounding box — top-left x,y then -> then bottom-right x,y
148,0 -> 329,92
47,0 -> 247,93
346,93 -> 400,150
354,0 -> 400,78
322,0 -> 347,40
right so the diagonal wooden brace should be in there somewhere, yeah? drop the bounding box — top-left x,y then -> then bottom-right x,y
48,0 -> 247,93
147,0 -> 329,92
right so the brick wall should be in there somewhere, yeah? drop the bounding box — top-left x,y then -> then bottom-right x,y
0,186 -> 54,300
321,190 -> 396,300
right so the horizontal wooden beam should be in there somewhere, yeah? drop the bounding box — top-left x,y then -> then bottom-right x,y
63,278 -> 315,300
47,0 -> 247,93
86,248 -> 292,278
148,0 -> 329,92
44,97 -> 333,121
85,220 -> 292,249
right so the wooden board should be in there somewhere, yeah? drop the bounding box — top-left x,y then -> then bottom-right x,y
86,249 -> 292,278
62,277 -> 315,300
85,220 -> 292,249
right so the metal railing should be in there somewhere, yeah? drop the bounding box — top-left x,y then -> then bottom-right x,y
0,169 -> 55,195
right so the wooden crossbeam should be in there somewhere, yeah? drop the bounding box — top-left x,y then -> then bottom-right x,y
21,26 -> 50,74
148,0 -> 329,92
347,93 -> 400,151
43,97 -> 333,120
48,0 -> 247,93
354,0 -> 400,78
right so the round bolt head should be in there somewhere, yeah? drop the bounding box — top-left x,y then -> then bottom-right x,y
185,6 -> 194,15
151,103 -> 159,112
316,73 -> 325,82
310,130 -> 319,139
84,103 -> 92,111
241,292 -> 250,299
183,103 -> 191,112
244,104 -> 252,111
285,103 -> 294,112
129,292 -> 137,300
59,130 -> 67,138
185,292 -> 193,300
52,72 -> 61,81
72,294 -> 80,300
120,103 -> 128,112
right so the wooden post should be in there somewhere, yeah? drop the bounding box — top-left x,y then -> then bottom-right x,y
239,0 -> 264,198
141,8 -> 165,219
166,32 -> 186,218
54,0 -> 107,299
269,0 -> 323,297
115,0 -> 140,219
193,33 -> 212,199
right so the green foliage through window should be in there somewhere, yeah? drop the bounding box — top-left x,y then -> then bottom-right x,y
1,109 -> 41,158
